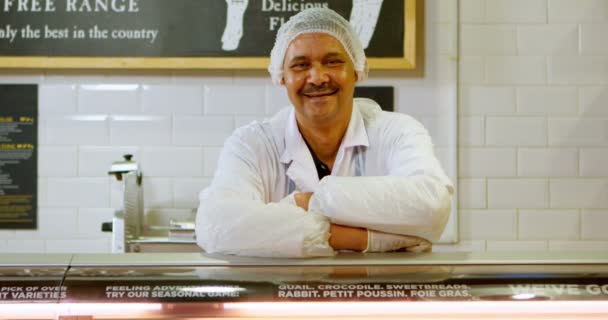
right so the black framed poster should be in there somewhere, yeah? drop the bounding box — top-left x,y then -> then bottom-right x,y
0,0 -> 417,70
0,85 -> 37,229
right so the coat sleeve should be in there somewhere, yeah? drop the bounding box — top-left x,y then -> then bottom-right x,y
307,116 -> 453,242
195,127 -> 334,258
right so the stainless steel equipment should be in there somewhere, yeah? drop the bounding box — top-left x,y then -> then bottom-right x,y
102,154 -> 199,253
105,154 -> 144,253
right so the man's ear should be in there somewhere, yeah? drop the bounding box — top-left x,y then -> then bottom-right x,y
280,77 -> 285,85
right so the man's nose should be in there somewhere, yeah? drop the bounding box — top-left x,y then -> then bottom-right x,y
307,64 -> 330,85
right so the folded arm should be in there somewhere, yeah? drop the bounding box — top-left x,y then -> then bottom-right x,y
295,192 -> 431,253
196,131 -> 333,258
308,119 -> 453,242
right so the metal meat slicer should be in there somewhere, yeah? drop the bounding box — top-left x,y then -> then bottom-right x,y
103,154 -> 144,253
102,154 -> 199,253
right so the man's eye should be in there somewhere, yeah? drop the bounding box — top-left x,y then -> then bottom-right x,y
327,60 -> 344,66
291,63 -> 309,70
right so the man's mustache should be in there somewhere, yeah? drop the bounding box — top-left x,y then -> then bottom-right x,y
300,84 -> 339,95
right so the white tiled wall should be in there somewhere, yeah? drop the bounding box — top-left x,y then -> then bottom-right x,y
458,0 -> 608,252
0,0 -> 606,254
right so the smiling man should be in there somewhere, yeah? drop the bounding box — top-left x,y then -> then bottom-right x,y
195,7 -> 453,257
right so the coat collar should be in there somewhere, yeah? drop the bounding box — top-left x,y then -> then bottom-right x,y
279,101 -> 370,165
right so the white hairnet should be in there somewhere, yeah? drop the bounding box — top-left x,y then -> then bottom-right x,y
268,7 -> 369,86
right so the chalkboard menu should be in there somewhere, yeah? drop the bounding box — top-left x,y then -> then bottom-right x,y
0,0 -> 416,70
0,85 -> 37,229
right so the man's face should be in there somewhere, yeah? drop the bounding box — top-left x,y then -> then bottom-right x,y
282,33 -> 357,127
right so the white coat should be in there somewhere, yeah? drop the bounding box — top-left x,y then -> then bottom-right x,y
196,98 -> 453,258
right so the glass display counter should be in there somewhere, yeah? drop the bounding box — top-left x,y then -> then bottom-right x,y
1,252 -> 608,319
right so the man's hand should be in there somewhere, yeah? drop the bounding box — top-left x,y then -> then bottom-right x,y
329,224 -> 368,251
366,231 -> 432,253
294,192 -> 313,211
293,193 -> 430,253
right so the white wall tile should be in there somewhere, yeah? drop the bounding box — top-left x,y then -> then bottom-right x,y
549,56 -> 608,84
236,116 -> 266,128
486,117 -> 546,146
486,241 -> 548,252
427,23 -> 457,56
551,179 -> 608,208
519,209 -> 580,240
78,208 -> 114,238
398,86 -> 446,116
518,148 -> 578,177
232,70 -> 271,86
459,148 -> 516,177
0,72 -> 42,84
46,239 -> 110,253
434,147 -> 453,176
580,87 -> 608,116
582,210 -> 608,240
460,0 -> 485,23
419,57 -> 458,87
458,116 -> 484,146
173,116 -> 234,146
0,231 -> 15,240
548,0 -> 608,23
142,178 -> 173,208
459,209 -> 517,240
418,116 -> 452,147
581,24 -> 608,54
517,87 -> 578,115
39,84 -> 77,115
488,179 -> 549,208
15,209 -> 78,240
3,240 -> 45,253
78,84 -> 139,114
141,147 -> 203,177
174,178 -> 212,209
459,56 -> 485,84
548,241 -> 608,252
141,84 -> 203,115
203,147 -> 223,177
47,178 -> 109,207
38,178 -> 47,207
485,0 -> 547,23
79,146 -> 141,177
266,86 -> 291,115
109,115 -> 171,145
461,25 -> 516,55
580,148 -> 608,177
204,85 -> 265,115
548,118 -> 608,146
38,146 -> 77,177
517,25 -> 578,56
46,115 -> 109,145
427,0 -> 457,23
172,70 -> 233,85
461,86 -> 515,115
39,117 -> 47,145
458,178 -> 486,209
433,241 -> 486,253
486,56 -> 546,84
